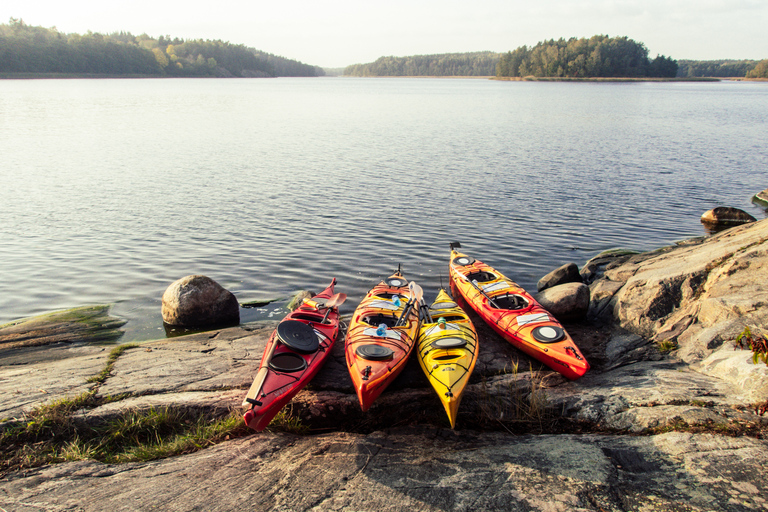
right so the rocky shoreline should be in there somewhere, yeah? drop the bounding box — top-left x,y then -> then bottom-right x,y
2,217 -> 768,511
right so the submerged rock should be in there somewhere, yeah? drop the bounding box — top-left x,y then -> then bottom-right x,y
753,187 -> 768,207
701,206 -> 756,226
161,275 -> 239,328
0,305 -> 125,349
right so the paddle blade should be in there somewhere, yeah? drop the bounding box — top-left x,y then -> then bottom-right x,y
327,292 -> 347,308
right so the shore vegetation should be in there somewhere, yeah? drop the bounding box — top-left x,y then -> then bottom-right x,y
678,59 -> 760,78
0,18 -> 323,77
344,52 -> 499,77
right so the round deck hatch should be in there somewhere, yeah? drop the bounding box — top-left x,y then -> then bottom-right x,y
532,325 -> 565,343
356,344 -> 394,361
276,320 -> 319,353
385,276 -> 408,288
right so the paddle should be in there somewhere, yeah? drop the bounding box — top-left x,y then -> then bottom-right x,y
320,292 -> 347,324
395,282 -> 423,326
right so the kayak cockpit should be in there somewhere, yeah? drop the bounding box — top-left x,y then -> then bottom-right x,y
489,293 -> 529,310
466,270 -> 496,283
362,313 -> 399,327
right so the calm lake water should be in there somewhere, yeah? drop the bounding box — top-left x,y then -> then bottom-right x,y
1,78 -> 767,341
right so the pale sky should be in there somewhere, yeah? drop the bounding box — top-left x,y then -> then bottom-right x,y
2,0 -> 766,68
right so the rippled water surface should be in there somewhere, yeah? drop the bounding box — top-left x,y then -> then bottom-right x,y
1,78 -> 766,340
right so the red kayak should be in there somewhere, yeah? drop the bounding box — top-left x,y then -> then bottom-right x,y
448,244 -> 589,380
242,279 -> 345,431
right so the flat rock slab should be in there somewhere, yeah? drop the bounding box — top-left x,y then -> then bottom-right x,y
98,326 -> 271,398
546,360 -> 768,431
2,428 -> 767,511
0,344 -> 108,422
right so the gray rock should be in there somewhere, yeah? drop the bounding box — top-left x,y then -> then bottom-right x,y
3,428 -> 768,512
536,262 -> 581,292
535,282 -> 590,321
161,275 -> 240,327
580,249 -> 638,284
701,206 -> 756,226
0,344 -> 108,423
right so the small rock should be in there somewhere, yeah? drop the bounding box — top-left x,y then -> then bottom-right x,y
753,188 -> 768,207
161,275 -> 240,328
537,262 -> 582,292
287,290 -> 314,311
700,207 -> 756,226
535,282 -> 590,322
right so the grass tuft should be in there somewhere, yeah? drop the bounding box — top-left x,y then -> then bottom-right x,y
86,343 -> 140,383
476,362 -> 553,433
267,407 -> 309,434
655,339 -> 678,354
1,406 -> 250,473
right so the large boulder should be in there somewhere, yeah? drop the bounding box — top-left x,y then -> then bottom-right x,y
537,262 -> 582,292
535,282 -> 590,322
701,207 -> 756,226
161,275 -> 240,328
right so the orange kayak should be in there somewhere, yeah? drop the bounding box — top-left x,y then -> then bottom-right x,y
448,244 -> 589,380
345,271 -> 421,411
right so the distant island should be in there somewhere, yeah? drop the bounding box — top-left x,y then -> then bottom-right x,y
494,36 -> 678,78
0,18 -> 324,78
345,36 -> 767,80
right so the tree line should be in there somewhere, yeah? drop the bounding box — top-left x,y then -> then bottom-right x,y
496,35 -> 678,78
344,52 -> 499,77
677,59 -> 767,78
0,18 -> 323,77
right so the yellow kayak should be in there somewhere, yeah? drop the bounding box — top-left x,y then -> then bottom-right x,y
416,288 -> 479,429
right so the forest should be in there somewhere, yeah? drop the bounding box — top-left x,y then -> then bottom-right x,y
677,59 -> 766,78
495,35 -> 678,78
344,52 -> 499,77
0,18 -> 323,77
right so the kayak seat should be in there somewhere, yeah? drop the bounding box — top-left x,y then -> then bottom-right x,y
363,313 -> 398,327
431,337 -> 467,349
291,313 -> 324,324
466,271 -> 497,283
491,294 -> 528,310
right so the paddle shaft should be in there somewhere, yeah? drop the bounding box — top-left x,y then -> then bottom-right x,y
242,335 -> 279,407
395,283 -> 422,326
453,265 -> 503,309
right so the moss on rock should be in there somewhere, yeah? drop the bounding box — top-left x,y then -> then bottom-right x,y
0,305 -> 126,349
